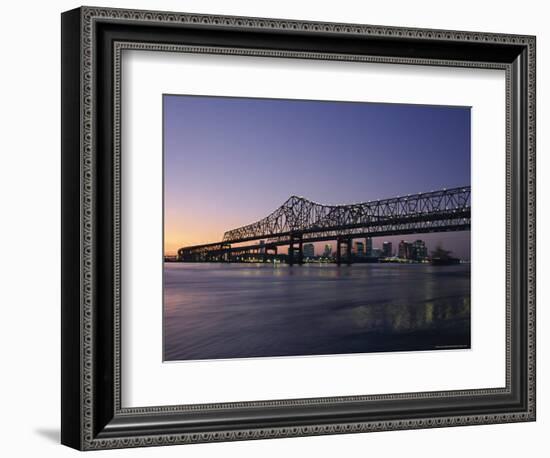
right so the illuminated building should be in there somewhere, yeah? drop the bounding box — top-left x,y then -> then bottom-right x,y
411,240 -> 428,261
382,241 -> 393,258
365,237 -> 373,257
398,240 -> 412,259
303,243 -> 315,258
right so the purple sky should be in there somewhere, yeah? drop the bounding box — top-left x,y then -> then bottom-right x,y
164,95 -> 471,258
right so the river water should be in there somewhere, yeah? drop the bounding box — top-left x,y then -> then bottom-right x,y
163,263 -> 470,361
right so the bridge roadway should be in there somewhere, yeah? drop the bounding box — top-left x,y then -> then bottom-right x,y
178,186 -> 471,266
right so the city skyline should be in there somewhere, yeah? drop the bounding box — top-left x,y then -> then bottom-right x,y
294,235 -> 467,260
282,237 -> 462,260
164,94 -> 471,258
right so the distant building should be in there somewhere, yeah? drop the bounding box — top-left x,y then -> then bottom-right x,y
398,240 -> 412,259
355,241 -> 365,256
365,237 -> 373,257
411,240 -> 428,261
323,244 -> 332,258
382,241 -> 393,258
303,243 -> 315,258
398,239 -> 427,261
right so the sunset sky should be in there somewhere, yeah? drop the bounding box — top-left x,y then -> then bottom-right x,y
164,95 -> 471,258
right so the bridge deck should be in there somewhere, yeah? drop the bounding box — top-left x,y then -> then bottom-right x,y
178,186 -> 471,261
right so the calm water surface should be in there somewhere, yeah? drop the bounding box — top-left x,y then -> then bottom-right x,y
164,263 -> 470,361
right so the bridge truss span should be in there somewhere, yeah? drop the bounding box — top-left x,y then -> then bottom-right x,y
178,186 -> 471,264
222,186 -> 470,244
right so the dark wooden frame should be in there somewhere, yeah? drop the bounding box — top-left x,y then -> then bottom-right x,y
61,6 -> 536,450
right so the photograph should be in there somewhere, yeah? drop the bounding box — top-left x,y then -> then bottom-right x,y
163,95 -> 472,361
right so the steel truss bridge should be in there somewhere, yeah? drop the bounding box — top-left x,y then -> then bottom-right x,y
178,186 -> 471,265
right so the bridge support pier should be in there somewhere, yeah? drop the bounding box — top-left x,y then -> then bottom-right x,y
336,238 -> 352,266
264,245 -> 277,263
288,233 -> 303,266
221,243 -> 231,262
288,234 -> 294,266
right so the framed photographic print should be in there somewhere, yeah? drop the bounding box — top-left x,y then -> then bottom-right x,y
61,6 -> 536,450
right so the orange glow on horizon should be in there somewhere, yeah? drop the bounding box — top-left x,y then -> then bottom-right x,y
164,204 -> 265,256
164,228 -> 223,256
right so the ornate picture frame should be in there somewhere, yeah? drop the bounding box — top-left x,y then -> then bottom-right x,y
61,6 -> 536,450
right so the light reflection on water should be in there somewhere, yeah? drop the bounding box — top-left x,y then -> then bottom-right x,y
163,263 -> 470,361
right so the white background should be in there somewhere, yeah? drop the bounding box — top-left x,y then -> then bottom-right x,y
0,0 -> 546,457
123,51 -> 506,406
